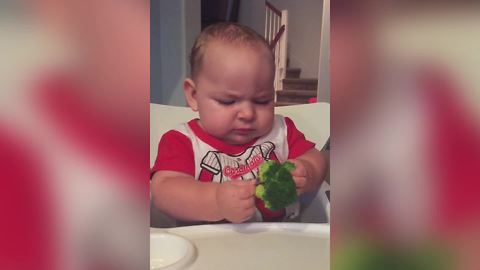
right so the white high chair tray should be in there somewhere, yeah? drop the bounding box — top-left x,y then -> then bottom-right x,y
150,222 -> 330,270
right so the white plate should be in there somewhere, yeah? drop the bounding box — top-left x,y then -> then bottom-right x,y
152,223 -> 330,270
150,232 -> 196,270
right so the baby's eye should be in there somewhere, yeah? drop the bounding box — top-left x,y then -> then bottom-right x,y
253,99 -> 273,105
216,99 -> 235,105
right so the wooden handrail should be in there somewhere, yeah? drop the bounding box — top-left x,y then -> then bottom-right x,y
265,1 -> 282,16
269,24 -> 285,50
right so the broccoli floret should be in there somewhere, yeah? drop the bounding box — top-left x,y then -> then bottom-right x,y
255,184 -> 266,198
255,160 -> 297,211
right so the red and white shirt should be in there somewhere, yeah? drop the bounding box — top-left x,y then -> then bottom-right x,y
152,115 -> 315,222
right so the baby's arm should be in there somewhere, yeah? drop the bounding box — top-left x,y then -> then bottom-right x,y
288,148 -> 329,195
151,171 -> 256,223
152,171 -> 221,221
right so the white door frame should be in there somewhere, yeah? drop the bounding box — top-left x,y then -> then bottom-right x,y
317,0 -> 330,103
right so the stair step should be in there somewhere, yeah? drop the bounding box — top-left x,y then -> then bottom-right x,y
283,78 -> 318,91
276,90 -> 317,97
275,101 -> 300,107
286,68 -> 301,78
276,89 -> 317,103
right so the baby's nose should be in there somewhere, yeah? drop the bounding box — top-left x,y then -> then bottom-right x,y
238,103 -> 255,121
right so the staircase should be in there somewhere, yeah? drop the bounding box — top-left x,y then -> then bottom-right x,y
264,1 -> 318,107
275,68 -> 318,106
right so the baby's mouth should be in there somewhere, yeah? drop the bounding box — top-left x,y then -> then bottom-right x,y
232,128 -> 255,135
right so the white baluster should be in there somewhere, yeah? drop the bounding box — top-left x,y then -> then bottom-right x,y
264,8 -> 268,40
273,15 -> 277,41
270,10 -> 273,43
277,15 -> 279,37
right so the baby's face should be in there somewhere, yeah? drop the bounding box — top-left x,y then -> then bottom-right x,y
194,41 -> 275,145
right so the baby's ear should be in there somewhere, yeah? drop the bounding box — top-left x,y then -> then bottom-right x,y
184,78 -> 198,111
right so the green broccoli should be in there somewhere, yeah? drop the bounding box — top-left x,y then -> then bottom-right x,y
255,160 -> 297,211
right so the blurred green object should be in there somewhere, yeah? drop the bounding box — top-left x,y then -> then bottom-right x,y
333,238 -> 453,270
255,160 -> 297,211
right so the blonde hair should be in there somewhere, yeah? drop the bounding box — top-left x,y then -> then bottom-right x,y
189,22 -> 274,79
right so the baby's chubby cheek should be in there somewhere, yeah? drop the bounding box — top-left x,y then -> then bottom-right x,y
199,113 -> 233,135
258,111 -> 275,133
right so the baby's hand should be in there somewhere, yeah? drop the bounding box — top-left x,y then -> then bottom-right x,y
287,159 -> 309,195
215,180 -> 256,223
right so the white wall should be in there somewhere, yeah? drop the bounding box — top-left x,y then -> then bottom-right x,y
238,0 -> 265,36
184,0 -> 201,78
150,0 -> 200,106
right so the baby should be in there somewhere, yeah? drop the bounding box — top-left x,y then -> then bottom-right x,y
151,23 -> 327,223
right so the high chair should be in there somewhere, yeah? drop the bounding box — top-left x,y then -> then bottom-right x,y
150,103 -> 330,227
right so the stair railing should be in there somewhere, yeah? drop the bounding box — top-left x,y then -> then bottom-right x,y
265,1 -> 288,92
